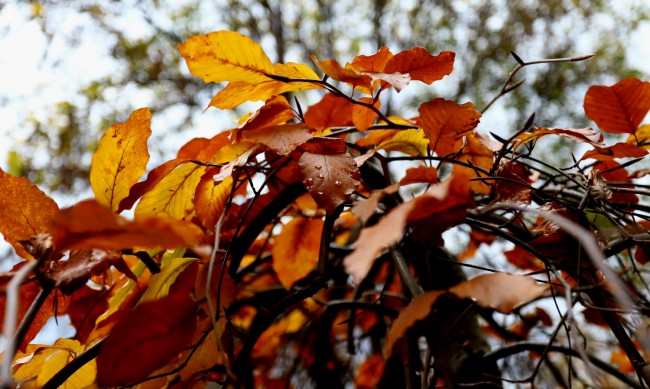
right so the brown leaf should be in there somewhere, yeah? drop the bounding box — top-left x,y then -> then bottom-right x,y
514,126 -> 605,149
350,183 -> 400,225
242,123 -> 313,155
584,78 -> 650,134
96,292 -> 197,387
449,273 -> 546,314
384,48 -> 455,84
504,245 -> 545,272
52,200 -> 204,251
297,138 -> 360,214
384,291 -> 444,357
593,160 -> 638,206
580,142 -> 648,161
494,160 -> 534,204
50,249 -> 123,294
458,228 -> 496,261
418,98 -> 481,157
0,168 -> 59,260
64,285 -> 109,343
272,217 -> 324,289
344,173 -> 471,282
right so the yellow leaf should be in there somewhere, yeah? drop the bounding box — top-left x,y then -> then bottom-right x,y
209,79 -> 321,110
195,175 -> 233,230
140,252 -> 198,302
377,129 -> 429,156
178,30 -> 274,84
627,124 -> 650,148
273,62 -> 321,80
90,108 -> 151,212
272,217 -> 323,289
0,168 -> 59,260
135,163 -> 206,219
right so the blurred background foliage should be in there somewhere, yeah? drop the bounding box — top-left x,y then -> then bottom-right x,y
0,0 -> 648,194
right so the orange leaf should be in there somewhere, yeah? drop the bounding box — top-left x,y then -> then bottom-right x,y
352,97 -> 381,132
177,131 -> 233,161
272,217 -> 324,289
593,160 -> 638,206
504,245 -> 545,271
418,98 -> 481,156
0,168 -> 59,260
63,285 -> 109,343
457,132 -> 494,194
350,47 -> 393,73
194,171 -> 233,230
296,138 -> 360,214
90,108 -> 151,212
580,141 -> 648,161
514,126 -> 604,149
52,200 -> 204,251
399,166 -> 439,185
304,94 -> 354,130
584,78 -> 650,134
384,291 -> 444,356
235,96 -> 295,139
384,48 -> 455,84
96,293 -> 197,387
449,273 -> 546,314
242,123 -> 314,155
311,56 -> 373,91
355,355 -> 385,389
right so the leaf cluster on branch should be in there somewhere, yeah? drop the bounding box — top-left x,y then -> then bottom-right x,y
1,29 -> 650,388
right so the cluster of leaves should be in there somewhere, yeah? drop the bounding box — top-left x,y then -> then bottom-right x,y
1,30 -> 650,388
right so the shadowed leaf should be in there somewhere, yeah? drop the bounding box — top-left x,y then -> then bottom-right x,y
272,216 -> 324,289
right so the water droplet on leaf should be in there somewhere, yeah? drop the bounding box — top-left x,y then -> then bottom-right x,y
317,173 -> 325,179
304,178 -> 314,186
314,165 -> 322,170
334,180 -> 342,187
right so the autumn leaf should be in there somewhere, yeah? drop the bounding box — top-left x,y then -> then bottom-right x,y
355,355 -> 385,389
194,172 -> 233,230
377,129 -> 429,156
504,245 -> 545,271
384,48 -> 455,84
456,132 -> 494,194
208,62 -> 322,109
350,47 -> 394,73
49,249 -> 124,294
584,78 -> 650,134
242,123 -> 314,155
177,130 -> 233,161
311,56 -> 373,91
352,97 -> 381,132
580,141 -> 648,161
90,107 -> 151,212
52,200 -> 204,251
344,173 -> 471,282
449,273 -> 546,314
592,160 -> 638,206
514,126 -> 605,149
13,339 -> 96,388
627,124 -> 650,147
304,94 -> 354,130
118,158 -> 187,212
178,30 -> 274,84
296,138 -> 360,214
350,183 -> 400,225
272,216 -> 324,289
458,228 -> 496,261
493,160 -> 535,204
135,162 -> 205,219
140,254 -> 200,302
235,95 -> 295,139
96,292 -> 197,387
0,168 -> 59,260
384,291 -> 444,356
63,285 -> 109,343
399,166 -> 439,185
418,98 -> 481,156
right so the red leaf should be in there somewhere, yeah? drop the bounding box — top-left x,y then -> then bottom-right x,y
242,123 -> 313,155
418,98 -> 481,157
593,160 -> 638,206
584,78 -> 650,134
384,48 -> 455,84
64,285 -> 109,343
96,293 -> 197,386
52,200 -> 204,251
296,138 -> 360,214
177,131 -> 232,161
399,166 -> 439,185
304,94 -> 354,130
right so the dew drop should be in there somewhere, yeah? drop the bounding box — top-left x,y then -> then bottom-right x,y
317,173 -> 325,179
334,180 -> 342,187
317,191 -> 324,196
304,178 -> 314,186
314,164 -> 322,170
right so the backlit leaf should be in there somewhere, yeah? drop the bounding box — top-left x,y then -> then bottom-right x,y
235,96 -> 295,139
178,30 -> 274,84
352,97 -> 381,132
377,129 -> 429,156
355,355 -> 385,389
584,78 -> 650,134
399,166 -> 438,185
177,131 -> 232,161
118,158 -> 187,212
350,47 -> 393,73
304,94 -> 354,130
457,132 -> 494,194
627,124 -> 650,147
272,216 -> 324,289
194,173 -> 233,230
297,138 -> 360,214
0,168 -> 59,260
135,162 -> 205,219
63,285 -> 109,343
418,98 -> 481,156
90,107 -> 151,212
140,254 -> 200,302
52,200 -> 204,251
384,48 -> 455,84
96,293 -> 197,387
513,126 -> 605,150
311,56 -> 373,91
